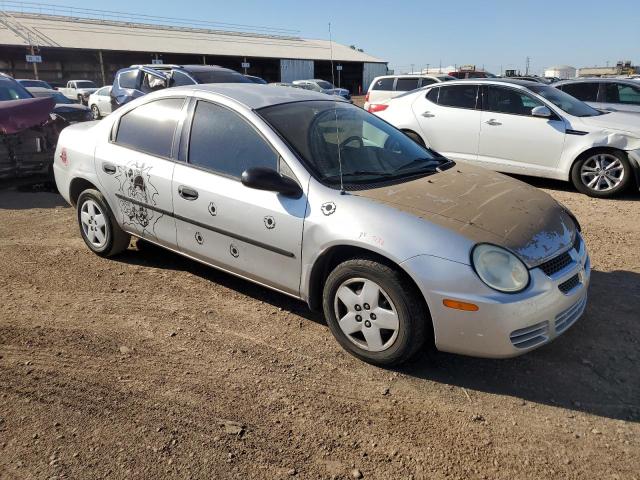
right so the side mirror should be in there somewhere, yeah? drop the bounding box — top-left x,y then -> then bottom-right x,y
241,167 -> 303,198
531,106 -> 552,118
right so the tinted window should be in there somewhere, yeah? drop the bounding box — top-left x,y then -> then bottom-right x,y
372,78 -> 394,91
0,81 -> 32,100
438,85 -> 478,109
604,83 -> 640,105
171,71 -> 196,87
189,70 -> 252,84
559,82 -> 598,102
420,78 -> 437,87
395,78 -> 420,92
426,87 -> 439,103
118,70 -> 139,89
75,81 -> 97,88
188,101 -> 278,178
115,98 -> 184,157
485,86 -> 544,115
529,85 -> 601,117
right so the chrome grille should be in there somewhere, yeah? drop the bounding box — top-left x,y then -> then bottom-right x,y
510,321 -> 549,349
555,295 -> 587,333
559,274 -> 580,294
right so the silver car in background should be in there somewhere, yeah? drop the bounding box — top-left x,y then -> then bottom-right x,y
555,78 -> 640,114
53,84 -> 589,366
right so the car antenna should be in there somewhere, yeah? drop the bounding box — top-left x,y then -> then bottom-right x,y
329,22 -> 345,195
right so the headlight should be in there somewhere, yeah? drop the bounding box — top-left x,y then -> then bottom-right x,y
471,244 -> 530,293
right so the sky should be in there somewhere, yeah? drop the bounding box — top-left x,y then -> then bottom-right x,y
47,0 -> 639,75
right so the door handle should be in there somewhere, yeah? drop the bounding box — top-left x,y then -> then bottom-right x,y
422,111 -> 435,117
178,185 -> 199,200
485,119 -> 502,126
102,162 -> 116,174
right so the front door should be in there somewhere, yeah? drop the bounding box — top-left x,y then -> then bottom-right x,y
94,97 -> 186,248
477,85 -> 566,176
413,84 -> 481,163
172,99 -> 306,295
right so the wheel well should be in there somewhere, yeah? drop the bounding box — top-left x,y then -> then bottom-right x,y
307,245 -> 431,319
401,129 -> 426,146
69,178 -> 99,206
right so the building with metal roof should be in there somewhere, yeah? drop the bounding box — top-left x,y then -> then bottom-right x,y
0,6 -> 387,94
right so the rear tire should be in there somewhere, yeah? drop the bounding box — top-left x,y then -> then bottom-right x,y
91,104 -> 100,120
77,189 -> 130,257
322,257 -> 429,366
571,149 -> 631,198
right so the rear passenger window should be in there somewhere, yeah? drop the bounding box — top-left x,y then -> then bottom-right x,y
438,85 -> 478,109
420,78 -> 437,87
118,70 -> 139,89
426,87 -> 439,103
559,83 -> 598,102
115,98 -> 184,157
395,78 -> 420,92
372,78 -> 394,91
188,101 -> 278,178
604,83 -> 640,105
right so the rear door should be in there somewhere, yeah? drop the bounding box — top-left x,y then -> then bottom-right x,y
172,98 -> 306,295
477,85 -> 566,175
412,84 -> 481,162
94,97 -> 187,248
366,77 -> 395,106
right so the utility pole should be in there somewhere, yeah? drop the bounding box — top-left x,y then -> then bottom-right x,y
426,63 -> 430,74
439,60 -> 442,74
410,63 -> 414,74
30,45 -> 39,80
525,56 -> 530,75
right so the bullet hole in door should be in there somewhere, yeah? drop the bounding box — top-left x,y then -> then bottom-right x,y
195,231 -> 204,245
230,244 -> 239,258
264,216 -> 276,229
321,202 -> 336,216
208,202 -> 217,216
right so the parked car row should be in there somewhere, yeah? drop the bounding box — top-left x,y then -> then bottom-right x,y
365,76 -> 640,197
53,83 -> 590,366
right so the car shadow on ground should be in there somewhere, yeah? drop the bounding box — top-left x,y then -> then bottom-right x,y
506,173 -> 640,200
403,269 -> 640,422
0,184 -> 67,209
117,242 -> 639,422
116,240 -> 325,325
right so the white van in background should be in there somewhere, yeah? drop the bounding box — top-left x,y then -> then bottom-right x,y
364,74 -> 455,112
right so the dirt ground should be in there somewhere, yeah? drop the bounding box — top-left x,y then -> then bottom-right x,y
0,178 -> 638,480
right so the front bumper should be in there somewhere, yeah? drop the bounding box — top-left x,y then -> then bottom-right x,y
402,234 -> 590,358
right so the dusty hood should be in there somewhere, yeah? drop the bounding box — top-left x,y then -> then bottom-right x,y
355,165 -> 576,267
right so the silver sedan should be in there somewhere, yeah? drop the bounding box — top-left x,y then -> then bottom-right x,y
53,84 -> 590,366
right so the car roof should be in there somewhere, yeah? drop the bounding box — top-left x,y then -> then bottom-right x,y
129,64 -> 238,73
26,86 -> 55,93
161,83 -> 347,109
554,78 -> 639,85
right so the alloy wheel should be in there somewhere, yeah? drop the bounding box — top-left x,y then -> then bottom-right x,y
580,153 -> 625,192
91,105 -> 100,120
333,277 -> 399,352
80,199 -> 108,249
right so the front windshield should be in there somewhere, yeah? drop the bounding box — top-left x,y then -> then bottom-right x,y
258,101 -> 447,188
529,85 -> 601,117
316,80 -> 335,90
0,81 -> 32,100
76,81 -> 96,88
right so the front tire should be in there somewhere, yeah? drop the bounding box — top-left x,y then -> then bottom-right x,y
77,189 -> 130,257
571,150 -> 632,197
323,258 -> 429,366
91,104 -> 100,120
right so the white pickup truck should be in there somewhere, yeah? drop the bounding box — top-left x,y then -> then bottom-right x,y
58,80 -> 99,105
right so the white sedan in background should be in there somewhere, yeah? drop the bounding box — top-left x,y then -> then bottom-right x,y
374,79 -> 640,197
88,85 -> 112,119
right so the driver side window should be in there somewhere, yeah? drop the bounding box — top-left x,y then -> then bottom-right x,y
188,101 -> 279,178
485,86 -> 544,116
